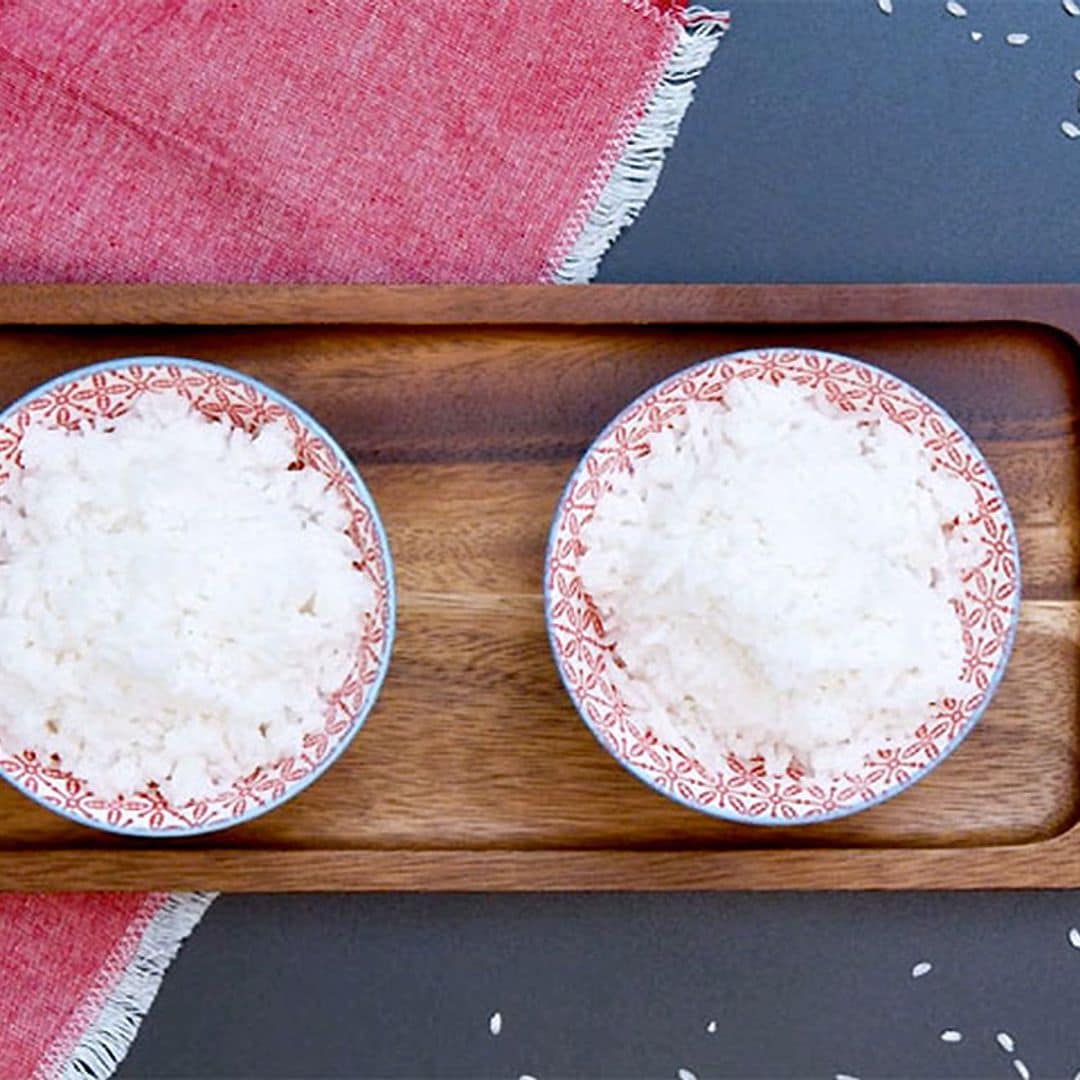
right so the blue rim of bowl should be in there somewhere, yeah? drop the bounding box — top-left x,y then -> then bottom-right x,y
542,347 -> 1022,827
0,355 -> 397,838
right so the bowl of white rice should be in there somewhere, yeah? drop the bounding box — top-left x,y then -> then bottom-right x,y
544,348 -> 1020,825
0,356 -> 395,836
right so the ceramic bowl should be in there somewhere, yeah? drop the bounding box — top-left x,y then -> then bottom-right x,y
544,348 -> 1020,825
0,356 -> 395,836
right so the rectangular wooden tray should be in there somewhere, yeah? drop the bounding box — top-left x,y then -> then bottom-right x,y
0,283 -> 1077,891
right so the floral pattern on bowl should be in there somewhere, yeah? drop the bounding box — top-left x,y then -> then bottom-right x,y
544,348 -> 1020,825
0,357 -> 395,836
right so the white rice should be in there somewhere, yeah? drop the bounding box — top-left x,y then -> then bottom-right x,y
578,376 -> 976,779
0,393 -> 374,804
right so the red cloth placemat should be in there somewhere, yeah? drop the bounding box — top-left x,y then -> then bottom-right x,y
1,894 -> 212,1079
1,0 -> 727,284
0,1 -> 726,1074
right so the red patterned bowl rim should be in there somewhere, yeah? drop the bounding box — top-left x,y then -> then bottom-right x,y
543,348 -> 1021,826
0,356 -> 396,837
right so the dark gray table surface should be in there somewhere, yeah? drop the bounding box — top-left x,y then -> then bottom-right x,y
120,2 -> 1080,1078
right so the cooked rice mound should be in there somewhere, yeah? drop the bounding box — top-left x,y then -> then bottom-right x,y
578,376 -> 976,778
0,394 -> 374,804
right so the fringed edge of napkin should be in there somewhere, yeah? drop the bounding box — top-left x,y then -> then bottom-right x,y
550,4 -> 730,284
39,892 -> 216,1080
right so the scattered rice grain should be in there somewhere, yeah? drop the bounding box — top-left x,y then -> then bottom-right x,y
970,30 -> 983,41
677,1070 -> 698,1080
1014,1060 -> 1031,1080
1006,32 -> 1030,45
877,0 -> 893,13
1066,0 -> 1080,15
1062,121 -> 1080,139
489,1011 -> 502,1036
941,1030 -> 963,1044
706,1020 -> 718,1034
911,961 -> 933,978
997,1032 -> 1016,1053
946,0 -> 967,15
835,1074 -> 861,1080
1069,927 -> 1080,948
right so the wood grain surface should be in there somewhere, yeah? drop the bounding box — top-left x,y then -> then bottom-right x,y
0,284 -> 1077,890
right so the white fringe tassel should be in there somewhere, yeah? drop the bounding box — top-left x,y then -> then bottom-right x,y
551,7 -> 729,284
58,892 -> 217,1080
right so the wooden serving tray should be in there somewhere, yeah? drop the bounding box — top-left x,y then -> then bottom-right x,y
0,283 -> 1077,891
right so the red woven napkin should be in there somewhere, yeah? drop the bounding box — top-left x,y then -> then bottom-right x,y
0,893 -> 212,1079
1,0 -> 727,284
0,1 -> 726,1074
